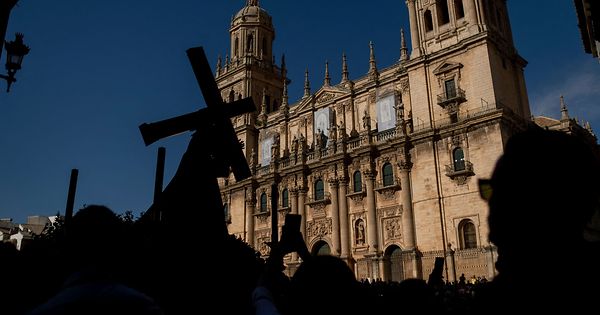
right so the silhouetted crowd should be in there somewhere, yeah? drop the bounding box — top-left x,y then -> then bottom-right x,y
1,127 -> 599,314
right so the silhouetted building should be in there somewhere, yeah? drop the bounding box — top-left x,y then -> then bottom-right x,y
216,0 -> 594,282
0,216 -> 56,250
574,0 -> 600,61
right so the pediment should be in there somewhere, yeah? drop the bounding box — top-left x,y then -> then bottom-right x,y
292,86 -> 349,113
314,87 -> 348,106
433,61 -> 463,75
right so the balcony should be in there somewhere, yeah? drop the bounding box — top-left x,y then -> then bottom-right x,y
437,87 -> 466,107
306,192 -> 331,206
374,177 -> 401,200
445,161 -> 475,184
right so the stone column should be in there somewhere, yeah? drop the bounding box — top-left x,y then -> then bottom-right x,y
399,162 -> 416,249
338,178 -> 350,260
378,257 -> 386,281
406,0 -> 422,58
245,189 -> 255,247
447,248 -> 457,283
290,188 -> 299,261
365,170 -> 378,254
464,0 -> 479,32
298,188 -> 307,243
329,179 -> 341,256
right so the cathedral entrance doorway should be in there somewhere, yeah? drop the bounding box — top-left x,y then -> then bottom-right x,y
384,245 -> 404,282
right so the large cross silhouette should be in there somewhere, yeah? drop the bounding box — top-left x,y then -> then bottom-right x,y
139,47 -> 255,228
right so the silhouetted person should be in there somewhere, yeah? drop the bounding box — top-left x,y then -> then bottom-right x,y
27,205 -> 163,315
477,128 -> 600,313
286,255 -> 365,315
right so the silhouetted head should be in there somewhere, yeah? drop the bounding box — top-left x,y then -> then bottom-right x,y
68,205 -> 124,266
287,255 -> 363,315
486,128 -> 600,278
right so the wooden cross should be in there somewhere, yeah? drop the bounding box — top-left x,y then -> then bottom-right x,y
139,47 -> 255,228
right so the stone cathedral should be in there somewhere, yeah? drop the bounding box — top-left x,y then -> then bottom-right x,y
216,0 -> 531,282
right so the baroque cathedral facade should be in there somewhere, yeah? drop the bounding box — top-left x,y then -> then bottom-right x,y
217,0 -> 531,282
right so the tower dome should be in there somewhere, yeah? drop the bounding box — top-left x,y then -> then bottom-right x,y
232,0 -> 273,29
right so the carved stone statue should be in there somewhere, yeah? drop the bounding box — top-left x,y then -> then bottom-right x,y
356,219 -> 365,245
362,110 -> 371,131
291,135 -> 299,154
271,133 -> 280,159
315,129 -> 322,148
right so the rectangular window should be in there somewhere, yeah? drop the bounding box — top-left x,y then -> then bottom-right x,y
445,79 -> 457,99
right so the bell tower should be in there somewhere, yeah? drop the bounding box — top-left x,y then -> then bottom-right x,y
215,1 -> 286,162
405,0 -> 530,127
407,0 -> 515,57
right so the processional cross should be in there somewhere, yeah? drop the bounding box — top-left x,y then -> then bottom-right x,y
139,47 -> 255,233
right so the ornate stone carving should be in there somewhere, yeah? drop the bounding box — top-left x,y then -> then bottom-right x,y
400,78 -> 410,93
255,229 -> 271,256
383,217 -> 402,240
307,218 -> 332,238
317,92 -> 335,103
451,134 -> 462,147
255,212 -> 270,224
378,206 -> 400,218
348,191 -> 366,204
380,189 -> 397,201
311,204 -> 327,218
398,160 -> 413,171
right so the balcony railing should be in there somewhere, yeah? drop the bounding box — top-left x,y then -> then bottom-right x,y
437,87 -> 466,106
306,192 -> 332,205
445,160 -> 475,178
375,177 -> 401,190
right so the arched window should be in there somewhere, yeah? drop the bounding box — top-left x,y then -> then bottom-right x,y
384,245 -> 404,282
436,0 -> 450,25
223,203 -> 230,222
262,37 -> 267,56
424,10 -> 434,32
260,192 -> 268,212
353,171 -> 363,193
382,163 -> 394,186
247,33 -> 254,53
454,0 -> 465,19
282,189 -> 289,208
314,179 -> 324,200
228,89 -> 235,103
234,37 -> 239,57
453,147 -> 465,171
459,219 -> 477,249
312,240 -> 331,256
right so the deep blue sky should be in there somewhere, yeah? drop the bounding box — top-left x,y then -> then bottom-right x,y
1,1 -> 599,223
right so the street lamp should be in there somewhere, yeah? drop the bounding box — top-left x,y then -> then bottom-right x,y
0,32 -> 29,92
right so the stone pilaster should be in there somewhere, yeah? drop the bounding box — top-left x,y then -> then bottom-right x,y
245,189 -> 256,247
328,178 -> 340,256
298,187 -> 307,242
399,161 -> 416,249
338,178 -> 351,260
364,170 -> 378,254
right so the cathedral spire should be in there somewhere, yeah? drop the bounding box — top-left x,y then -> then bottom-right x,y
303,67 -> 311,98
216,54 -> 222,76
560,95 -> 570,121
341,52 -> 349,83
281,54 -> 287,79
280,78 -> 289,116
368,41 -> 379,81
323,60 -> 331,87
400,28 -> 408,62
